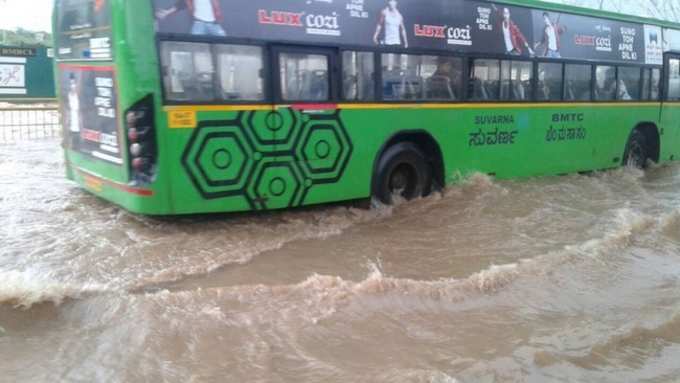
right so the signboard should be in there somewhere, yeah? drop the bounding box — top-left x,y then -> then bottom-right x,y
153,0 -> 655,64
0,60 -> 26,95
55,0 -> 113,60
0,47 -> 54,98
0,47 -> 37,57
59,64 -> 122,165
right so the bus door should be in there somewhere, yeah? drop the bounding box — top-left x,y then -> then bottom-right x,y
662,53 -> 680,157
250,45 -> 340,209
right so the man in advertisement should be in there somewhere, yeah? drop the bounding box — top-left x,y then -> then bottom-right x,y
66,73 -> 82,150
536,12 -> 566,58
492,4 -> 534,56
156,0 -> 226,37
373,0 -> 408,48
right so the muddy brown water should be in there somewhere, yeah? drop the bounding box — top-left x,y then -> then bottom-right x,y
1,140 -> 680,382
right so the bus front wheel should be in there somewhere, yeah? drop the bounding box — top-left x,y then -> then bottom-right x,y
623,129 -> 650,169
373,143 -> 432,205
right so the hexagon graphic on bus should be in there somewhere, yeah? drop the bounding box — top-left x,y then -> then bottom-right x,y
243,108 -> 302,153
296,116 -> 352,183
181,120 -> 257,199
246,157 -> 306,210
181,109 -> 353,209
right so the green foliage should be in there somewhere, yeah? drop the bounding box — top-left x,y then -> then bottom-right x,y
0,28 -> 52,47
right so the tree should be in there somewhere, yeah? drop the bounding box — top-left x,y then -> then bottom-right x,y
544,0 -> 680,22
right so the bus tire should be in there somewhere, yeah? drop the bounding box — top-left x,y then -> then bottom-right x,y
373,143 -> 432,205
623,129 -> 649,169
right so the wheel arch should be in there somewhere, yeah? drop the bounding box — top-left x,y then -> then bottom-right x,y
628,122 -> 661,163
371,130 -> 445,196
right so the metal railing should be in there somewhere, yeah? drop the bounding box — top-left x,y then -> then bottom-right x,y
0,105 -> 61,144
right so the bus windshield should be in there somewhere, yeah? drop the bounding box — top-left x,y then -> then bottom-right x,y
55,0 -> 113,60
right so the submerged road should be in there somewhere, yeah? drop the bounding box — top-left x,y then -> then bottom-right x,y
1,140 -> 680,382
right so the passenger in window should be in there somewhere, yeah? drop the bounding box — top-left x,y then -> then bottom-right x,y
596,68 -> 617,100
536,12 -> 566,58
373,1 -> 408,48
618,79 -> 632,100
491,4 -> 534,57
427,59 -> 460,100
156,0 -> 226,37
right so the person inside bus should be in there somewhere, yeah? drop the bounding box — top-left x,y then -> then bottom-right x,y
373,0 -> 408,48
426,59 -> 461,100
617,79 -> 633,100
596,68 -> 618,100
537,12 -> 566,58
492,4 -> 534,57
156,0 -> 226,37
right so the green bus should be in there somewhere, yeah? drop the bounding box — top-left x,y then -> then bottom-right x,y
54,0 -> 680,215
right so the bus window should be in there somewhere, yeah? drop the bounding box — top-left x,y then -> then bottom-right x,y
342,51 -> 375,101
424,56 -> 463,101
537,62 -> 563,101
161,42 -> 215,102
380,54 -> 420,100
595,65 -> 616,101
564,64 -> 592,101
279,53 -> 330,102
500,60 -> 532,101
214,45 -> 265,101
651,68 -> 661,100
641,68 -> 651,100
668,59 -> 680,100
468,59 -> 500,101
618,67 -> 641,100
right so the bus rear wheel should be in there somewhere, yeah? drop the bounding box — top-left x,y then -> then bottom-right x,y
374,143 -> 432,205
623,130 -> 649,169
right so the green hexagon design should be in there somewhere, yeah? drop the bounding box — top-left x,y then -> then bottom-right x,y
247,157 -> 305,210
196,136 -> 247,185
183,124 -> 256,198
243,109 -> 303,153
296,119 -> 352,182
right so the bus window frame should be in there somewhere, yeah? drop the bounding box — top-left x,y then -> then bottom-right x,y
153,34 -> 665,106
271,45 -> 339,104
371,46 -> 470,105
339,49 -> 378,102
535,59 -> 565,103
156,35 -> 273,106
616,64 -> 644,101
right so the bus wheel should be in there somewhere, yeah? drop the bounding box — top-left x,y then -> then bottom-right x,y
374,143 -> 432,204
623,129 -> 649,169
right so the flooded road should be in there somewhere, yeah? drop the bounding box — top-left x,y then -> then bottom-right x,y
1,139 -> 680,382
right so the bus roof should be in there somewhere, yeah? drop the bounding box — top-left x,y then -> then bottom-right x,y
496,0 -> 680,30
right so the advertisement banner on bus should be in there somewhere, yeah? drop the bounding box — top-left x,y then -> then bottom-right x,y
153,0 -> 651,64
644,25 -> 664,65
59,64 -> 122,165
529,10 -> 644,63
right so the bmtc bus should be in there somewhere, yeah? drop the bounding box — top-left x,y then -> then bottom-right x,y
54,0 -> 680,215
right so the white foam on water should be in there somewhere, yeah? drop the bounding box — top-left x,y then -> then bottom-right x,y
0,270 -> 109,309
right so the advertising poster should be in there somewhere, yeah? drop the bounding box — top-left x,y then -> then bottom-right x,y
59,64 -> 122,165
0,61 -> 26,95
153,0 -> 651,64
56,0 -> 112,60
644,25 -> 663,65
530,10 -> 643,63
